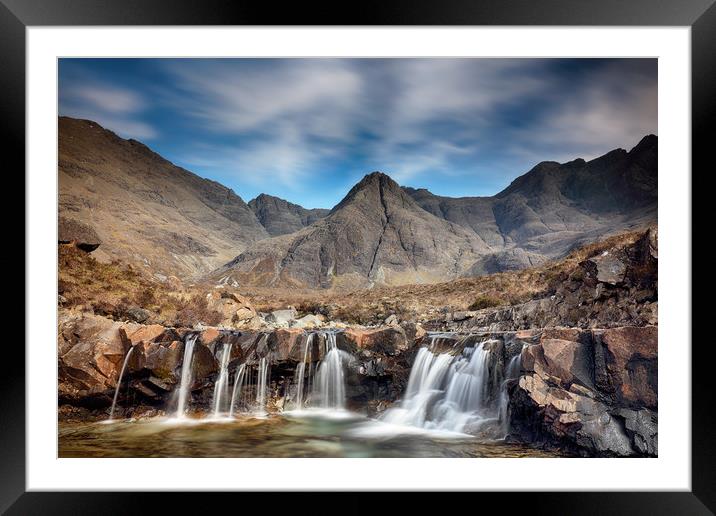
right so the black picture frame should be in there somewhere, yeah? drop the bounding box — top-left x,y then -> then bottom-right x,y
5,0 -> 713,513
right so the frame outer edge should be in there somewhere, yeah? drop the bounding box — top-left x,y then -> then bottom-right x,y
692,0 -> 716,513
0,0 -> 27,513
5,0 -> 714,511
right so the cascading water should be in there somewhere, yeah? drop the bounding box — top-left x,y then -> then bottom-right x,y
312,331 -> 347,410
211,342 -> 233,417
497,350 -> 523,435
381,335 -> 503,434
229,363 -> 247,417
255,357 -> 269,415
175,333 -> 198,419
293,333 -> 314,410
108,346 -> 134,421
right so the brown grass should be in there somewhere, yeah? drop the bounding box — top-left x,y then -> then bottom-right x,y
59,228 -> 648,326
58,244 -> 222,326
233,229 -> 647,324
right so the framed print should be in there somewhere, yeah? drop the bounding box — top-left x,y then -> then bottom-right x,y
6,0 -> 714,512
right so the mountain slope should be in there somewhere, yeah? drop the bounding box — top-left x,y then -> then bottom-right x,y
249,194 -> 329,236
59,117 -> 269,278
405,135 -> 657,270
217,137 -> 656,288
213,172 -> 491,288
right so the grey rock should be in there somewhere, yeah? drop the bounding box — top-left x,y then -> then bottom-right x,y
291,314 -> 323,329
618,408 -> 658,456
384,314 -> 398,325
266,308 -> 297,326
249,193 -> 329,236
587,252 -> 627,285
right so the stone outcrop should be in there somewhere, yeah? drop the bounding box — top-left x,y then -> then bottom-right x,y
508,326 -> 657,457
58,313 -> 657,456
205,290 -> 257,327
439,228 -> 658,332
58,311 -> 417,416
58,217 -> 101,252
58,313 -> 131,405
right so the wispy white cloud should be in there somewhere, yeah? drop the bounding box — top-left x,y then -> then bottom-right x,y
60,77 -> 157,140
507,60 -> 658,166
59,58 -> 657,202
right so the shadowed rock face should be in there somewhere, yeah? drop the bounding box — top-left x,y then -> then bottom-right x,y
249,193 -> 329,236
214,172 -> 491,288
59,117 -> 269,278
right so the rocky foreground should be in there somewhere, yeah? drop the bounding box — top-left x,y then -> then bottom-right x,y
58,229 -> 658,457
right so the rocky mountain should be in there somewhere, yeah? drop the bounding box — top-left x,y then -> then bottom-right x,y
404,135 -> 657,274
248,193 -> 329,236
213,172 -> 492,288
59,117 -> 269,278
214,137 -> 656,288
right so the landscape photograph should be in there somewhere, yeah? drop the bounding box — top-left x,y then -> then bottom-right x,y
57,57 -> 658,458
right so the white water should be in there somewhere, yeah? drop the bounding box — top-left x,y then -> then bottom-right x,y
108,347 -> 134,421
293,333 -> 314,409
175,334 -> 198,419
229,363 -> 247,417
497,351 -> 523,435
381,337 -> 501,434
211,342 -> 233,417
312,332 -> 347,410
255,357 -> 269,415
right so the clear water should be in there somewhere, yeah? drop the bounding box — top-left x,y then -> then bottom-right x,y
58,411 -> 560,458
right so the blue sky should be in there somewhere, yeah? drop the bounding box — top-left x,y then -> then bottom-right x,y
59,58 -> 657,209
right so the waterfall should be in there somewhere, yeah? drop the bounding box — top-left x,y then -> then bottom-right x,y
293,333 -> 314,410
255,357 -> 270,415
229,363 -> 247,417
312,331 -> 347,410
175,333 -> 198,419
498,350 -> 523,435
108,347 -> 134,421
381,338 -> 501,434
211,342 -> 233,417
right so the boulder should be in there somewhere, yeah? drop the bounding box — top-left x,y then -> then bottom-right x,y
540,338 -> 594,389
205,290 -> 257,327
125,306 -> 150,323
143,340 -> 184,382
585,251 -> 627,285
267,328 -> 304,361
125,324 -> 176,346
384,314 -> 398,325
617,408 -> 658,456
58,216 -> 101,252
265,308 -> 297,326
291,314 -> 323,329
337,327 -> 409,355
190,342 -> 219,386
593,326 -> 657,409
198,327 -> 222,347
58,314 -> 131,402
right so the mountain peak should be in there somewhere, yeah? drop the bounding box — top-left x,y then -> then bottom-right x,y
631,134 -> 657,154
357,171 -> 396,188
